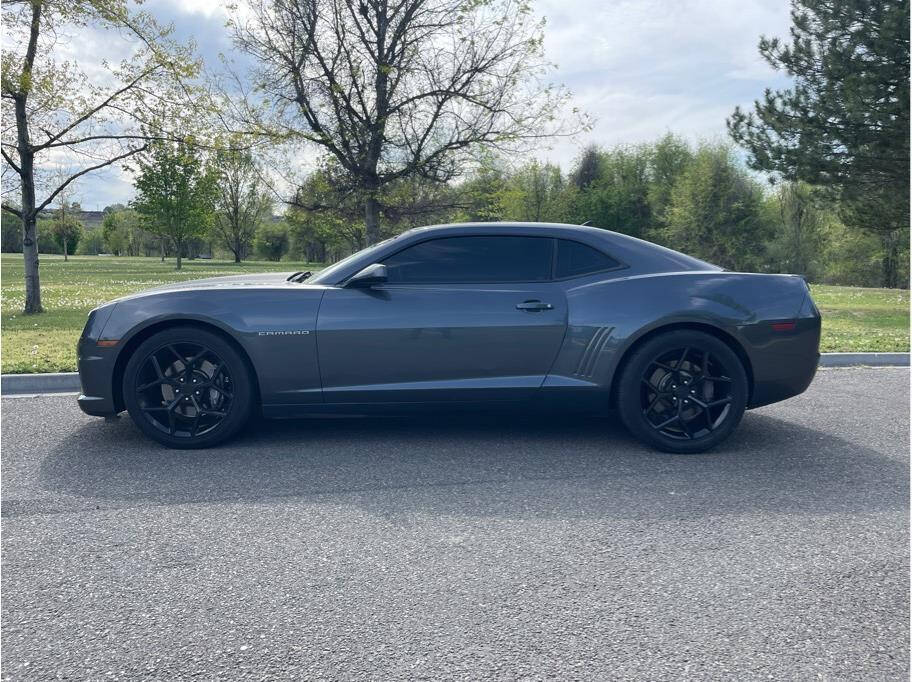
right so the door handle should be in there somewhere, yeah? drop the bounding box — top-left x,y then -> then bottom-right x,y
516,300 -> 553,312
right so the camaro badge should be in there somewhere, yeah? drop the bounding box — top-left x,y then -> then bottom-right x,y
257,330 -> 311,336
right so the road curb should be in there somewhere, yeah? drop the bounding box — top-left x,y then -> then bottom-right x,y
818,352 -> 909,367
2,372 -> 82,395
1,352 -> 909,395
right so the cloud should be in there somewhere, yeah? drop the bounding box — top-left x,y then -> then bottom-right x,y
58,0 -> 794,207
536,0 -> 794,165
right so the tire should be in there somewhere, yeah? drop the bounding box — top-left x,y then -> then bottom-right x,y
122,326 -> 254,449
617,330 -> 748,454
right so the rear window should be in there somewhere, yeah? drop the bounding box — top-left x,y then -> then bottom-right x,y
555,240 -> 620,278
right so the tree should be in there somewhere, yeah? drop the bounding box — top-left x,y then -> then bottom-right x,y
647,133 -> 693,228
728,0 -> 910,287
132,141 -> 217,270
254,221 -> 290,261
764,182 -> 826,279
664,144 -> 771,272
569,146 -> 652,238
1,0 -> 201,312
50,201 -> 82,260
233,0 -> 583,244
501,161 -> 565,223
2,207 -> 22,252
77,228 -> 105,255
570,145 -> 601,190
211,147 -> 272,263
101,206 -> 155,256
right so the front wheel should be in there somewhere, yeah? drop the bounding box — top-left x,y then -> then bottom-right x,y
617,330 -> 748,454
122,327 -> 254,449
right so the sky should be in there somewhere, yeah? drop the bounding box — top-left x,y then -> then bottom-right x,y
61,0 -> 795,210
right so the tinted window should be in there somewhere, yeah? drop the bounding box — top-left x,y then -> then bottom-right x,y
555,240 -> 620,278
383,236 -> 553,283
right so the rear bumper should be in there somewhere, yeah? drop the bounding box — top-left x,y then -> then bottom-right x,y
748,349 -> 820,408
744,298 -> 822,408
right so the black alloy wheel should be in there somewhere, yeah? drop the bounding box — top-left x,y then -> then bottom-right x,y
123,327 -> 253,448
640,346 -> 733,440
618,330 -> 748,453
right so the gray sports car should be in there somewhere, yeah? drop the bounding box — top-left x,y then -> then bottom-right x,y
77,222 -> 821,453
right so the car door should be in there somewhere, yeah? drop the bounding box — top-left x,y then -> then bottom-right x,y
316,235 -> 568,403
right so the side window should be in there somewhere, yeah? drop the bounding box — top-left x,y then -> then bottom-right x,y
555,240 -> 620,278
382,236 -> 553,283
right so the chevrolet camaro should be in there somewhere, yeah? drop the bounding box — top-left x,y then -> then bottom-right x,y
77,223 -> 821,453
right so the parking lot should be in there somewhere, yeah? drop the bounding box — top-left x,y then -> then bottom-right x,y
1,367 -> 908,680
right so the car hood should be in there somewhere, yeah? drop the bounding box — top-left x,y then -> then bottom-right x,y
142,272 -> 306,292
106,272 -> 322,305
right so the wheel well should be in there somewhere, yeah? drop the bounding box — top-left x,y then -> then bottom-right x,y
609,322 -> 754,407
112,319 -> 260,412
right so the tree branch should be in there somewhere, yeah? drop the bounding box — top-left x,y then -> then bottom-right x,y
1,148 -> 22,174
35,145 -> 147,214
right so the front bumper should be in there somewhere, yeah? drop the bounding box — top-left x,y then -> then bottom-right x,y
76,305 -> 120,417
76,350 -> 119,416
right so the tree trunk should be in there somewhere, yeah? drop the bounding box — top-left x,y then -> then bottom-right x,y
21,211 -> 42,314
14,3 -> 43,314
15,103 -> 42,313
364,193 -> 381,245
161,235 -> 165,261
63,236 -> 68,261
881,231 -> 899,288
175,238 -> 182,270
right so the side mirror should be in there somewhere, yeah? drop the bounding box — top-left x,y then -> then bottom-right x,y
346,263 -> 388,288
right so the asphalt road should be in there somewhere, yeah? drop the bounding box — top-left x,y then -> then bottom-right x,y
1,368 -> 908,680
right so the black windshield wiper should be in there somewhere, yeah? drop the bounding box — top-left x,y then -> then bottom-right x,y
286,271 -> 312,283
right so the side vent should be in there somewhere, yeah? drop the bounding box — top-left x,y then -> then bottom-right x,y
574,326 -> 614,378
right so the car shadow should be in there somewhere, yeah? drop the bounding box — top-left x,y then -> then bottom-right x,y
36,410 -> 908,521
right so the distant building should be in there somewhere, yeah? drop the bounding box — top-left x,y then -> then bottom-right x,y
38,209 -> 105,231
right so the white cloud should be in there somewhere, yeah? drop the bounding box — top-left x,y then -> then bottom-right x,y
55,0 -> 794,206
536,0 -> 793,165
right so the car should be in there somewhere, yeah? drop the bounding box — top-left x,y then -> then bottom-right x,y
77,222 -> 821,453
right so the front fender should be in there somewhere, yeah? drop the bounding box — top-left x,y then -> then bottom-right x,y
97,288 -> 326,409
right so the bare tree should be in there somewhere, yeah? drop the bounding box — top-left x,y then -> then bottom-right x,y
1,0 -> 201,312
233,0 -> 585,244
211,147 -> 272,262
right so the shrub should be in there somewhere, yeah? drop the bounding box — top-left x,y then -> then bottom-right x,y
254,221 -> 290,261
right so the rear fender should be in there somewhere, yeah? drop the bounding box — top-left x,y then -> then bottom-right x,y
542,272 -> 811,401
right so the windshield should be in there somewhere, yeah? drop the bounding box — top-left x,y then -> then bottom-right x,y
309,237 -> 395,284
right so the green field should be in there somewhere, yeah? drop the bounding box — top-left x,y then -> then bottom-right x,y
1,254 -> 323,373
1,253 -> 908,373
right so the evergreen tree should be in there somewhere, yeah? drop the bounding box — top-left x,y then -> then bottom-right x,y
728,0 -> 909,286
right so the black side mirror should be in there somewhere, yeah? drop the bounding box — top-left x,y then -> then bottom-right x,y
346,263 -> 388,288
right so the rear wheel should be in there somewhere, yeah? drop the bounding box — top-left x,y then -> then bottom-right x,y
122,327 -> 254,449
617,330 -> 748,454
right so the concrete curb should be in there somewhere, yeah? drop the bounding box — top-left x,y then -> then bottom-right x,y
818,352 -> 909,368
2,372 -> 81,395
1,352 -> 908,396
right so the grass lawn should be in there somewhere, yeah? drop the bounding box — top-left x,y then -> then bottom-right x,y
1,253 -> 908,373
1,254 -> 322,374
810,284 -> 909,353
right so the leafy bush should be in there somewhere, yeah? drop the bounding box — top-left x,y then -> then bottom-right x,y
254,221 -> 290,261
77,229 -> 105,255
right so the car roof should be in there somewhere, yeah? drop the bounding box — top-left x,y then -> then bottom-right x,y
398,222 -> 720,273
312,222 -> 720,285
